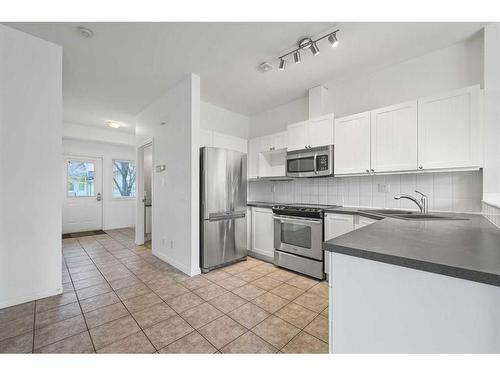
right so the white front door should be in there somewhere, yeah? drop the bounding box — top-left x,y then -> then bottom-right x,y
62,156 -> 103,234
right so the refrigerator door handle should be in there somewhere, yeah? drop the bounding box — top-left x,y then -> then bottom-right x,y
208,211 -> 246,222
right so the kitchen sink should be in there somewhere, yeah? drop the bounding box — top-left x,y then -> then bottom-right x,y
361,209 -> 415,215
390,214 -> 468,221
360,209 -> 468,221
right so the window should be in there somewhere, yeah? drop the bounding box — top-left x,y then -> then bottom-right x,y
112,160 -> 136,198
67,160 -> 95,197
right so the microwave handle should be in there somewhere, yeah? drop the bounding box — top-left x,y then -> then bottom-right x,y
313,153 -> 318,174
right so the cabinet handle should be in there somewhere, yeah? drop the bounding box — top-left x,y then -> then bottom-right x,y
418,165 -> 423,170
366,169 -> 370,173
371,169 -> 375,173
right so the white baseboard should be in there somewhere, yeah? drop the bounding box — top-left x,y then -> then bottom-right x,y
152,250 -> 197,277
0,286 -> 62,310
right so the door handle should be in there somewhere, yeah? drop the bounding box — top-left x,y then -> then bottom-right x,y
313,153 -> 318,174
96,193 -> 102,202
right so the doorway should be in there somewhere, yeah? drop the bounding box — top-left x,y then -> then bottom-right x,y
62,156 -> 103,234
135,141 -> 153,245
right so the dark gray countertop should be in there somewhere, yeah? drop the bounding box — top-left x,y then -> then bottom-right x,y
247,201 -> 281,208
323,208 -> 500,287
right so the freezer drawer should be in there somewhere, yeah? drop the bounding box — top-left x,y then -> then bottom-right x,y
201,216 -> 247,272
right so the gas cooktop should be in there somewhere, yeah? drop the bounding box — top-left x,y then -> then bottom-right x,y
272,203 -> 340,218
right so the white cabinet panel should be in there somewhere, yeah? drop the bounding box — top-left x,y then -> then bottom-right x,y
248,138 -> 260,178
247,207 -> 252,250
251,207 -> 274,258
308,114 -> 334,148
335,112 -> 371,175
200,129 -> 213,147
354,216 -> 378,230
212,132 -> 247,153
324,213 -> 355,241
287,121 -> 309,151
371,101 -> 418,173
274,131 -> 288,150
418,85 -> 481,170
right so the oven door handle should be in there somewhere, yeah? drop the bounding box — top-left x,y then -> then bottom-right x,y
274,216 -> 322,225
313,152 -> 318,174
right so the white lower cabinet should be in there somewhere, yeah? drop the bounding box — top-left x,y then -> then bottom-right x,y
324,213 -> 355,241
324,213 -> 379,275
251,207 -> 274,258
246,207 -> 252,251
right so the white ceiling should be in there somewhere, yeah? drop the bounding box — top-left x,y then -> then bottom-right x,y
6,22 -> 486,133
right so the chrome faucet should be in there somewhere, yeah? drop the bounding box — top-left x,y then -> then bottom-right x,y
394,190 -> 428,214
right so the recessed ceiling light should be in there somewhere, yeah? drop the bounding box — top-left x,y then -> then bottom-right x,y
77,26 -> 94,39
106,120 -> 122,129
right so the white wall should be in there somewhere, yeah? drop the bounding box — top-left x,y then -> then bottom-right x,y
63,122 -> 135,146
0,25 -> 62,308
136,74 -> 201,276
249,35 -> 484,137
62,139 -> 136,230
200,101 -> 249,139
483,24 -> 500,205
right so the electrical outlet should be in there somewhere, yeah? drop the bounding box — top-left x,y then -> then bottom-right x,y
170,240 -> 174,249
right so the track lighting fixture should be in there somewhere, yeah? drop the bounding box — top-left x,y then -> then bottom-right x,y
261,28 -> 339,73
293,51 -> 301,64
328,32 -> 339,48
279,59 -> 286,71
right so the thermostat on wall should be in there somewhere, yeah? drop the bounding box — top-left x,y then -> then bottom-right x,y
155,165 -> 166,173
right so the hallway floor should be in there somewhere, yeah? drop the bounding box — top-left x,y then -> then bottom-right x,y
0,228 -> 328,354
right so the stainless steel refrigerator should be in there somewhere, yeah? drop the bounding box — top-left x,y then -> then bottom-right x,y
200,147 -> 247,272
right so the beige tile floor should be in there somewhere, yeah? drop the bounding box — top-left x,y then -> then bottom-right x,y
0,228 -> 329,354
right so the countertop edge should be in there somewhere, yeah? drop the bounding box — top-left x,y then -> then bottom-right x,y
323,243 -> 500,287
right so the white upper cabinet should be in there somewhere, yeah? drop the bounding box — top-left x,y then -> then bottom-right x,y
200,129 -> 213,148
307,114 -> 335,148
259,131 -> 288,153
287,121 -> 309,151
212,132 -> 248,154
248,138 -> 260,179
370,101 -> 418,173
335,112 -> 371,175
287,114 -> 334,151
417,85 -> 482,170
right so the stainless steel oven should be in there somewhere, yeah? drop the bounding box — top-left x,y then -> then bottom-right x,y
273,215 -> 323,261
286,145 -> 334,178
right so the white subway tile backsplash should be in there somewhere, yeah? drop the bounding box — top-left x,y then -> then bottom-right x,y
248,170 -> 483,214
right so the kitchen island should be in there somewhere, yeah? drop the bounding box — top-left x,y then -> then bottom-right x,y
323,209 -> 500,353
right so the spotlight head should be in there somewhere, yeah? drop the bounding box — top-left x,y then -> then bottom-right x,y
328,32 -> 339,48
293,51 -> 301,64
279,59 -> 286,71
310,42 -> 320,56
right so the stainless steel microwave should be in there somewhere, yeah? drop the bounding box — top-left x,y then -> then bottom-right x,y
286,145 -> 334,178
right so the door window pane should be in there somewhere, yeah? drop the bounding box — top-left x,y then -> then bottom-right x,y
113,160 -> 136,197
67,160 -> 95,197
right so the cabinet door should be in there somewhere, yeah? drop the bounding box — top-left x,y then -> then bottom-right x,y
200,129 -> 213,148
287,121 -> 309,151
251,207 -> 274,258
418,85 -> 481,170
307,114 -> 334,148
248,138 -> 260,178
324,213 -> 355,241
354,216 -> 378,230
335,112 -> 371,175
371,101 -> 418,173
246,207 -> 252,250
274,131 -> 288,150
212,132 -> 248,153
259,134 -> 273,153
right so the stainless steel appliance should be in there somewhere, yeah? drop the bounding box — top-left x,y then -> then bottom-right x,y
200,147 -> 247,272
286,145 -> 334,178
272,204 -> 338,279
